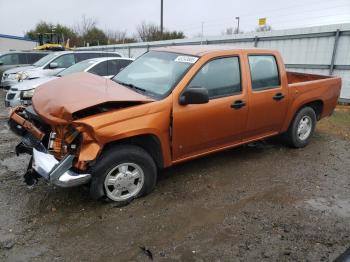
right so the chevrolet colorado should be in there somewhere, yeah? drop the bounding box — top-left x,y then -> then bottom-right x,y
8,46 -> 342,204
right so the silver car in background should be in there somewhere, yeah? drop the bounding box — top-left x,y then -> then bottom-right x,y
5,57 -> 134,107
0,51 -> 121,89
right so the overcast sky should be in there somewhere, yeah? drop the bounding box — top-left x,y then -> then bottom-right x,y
0,0 -> 349,38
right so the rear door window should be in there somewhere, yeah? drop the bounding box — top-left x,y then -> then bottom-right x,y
88,61 -> 108,76
248,55 -> 280,90
27,53 -> 47,64
75,53 -> 95,62
19,54 -> 28,64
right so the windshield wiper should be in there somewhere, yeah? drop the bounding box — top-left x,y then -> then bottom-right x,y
116,81 -> 146,93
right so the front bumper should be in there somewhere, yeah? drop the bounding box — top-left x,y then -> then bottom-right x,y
32,148 -> 91,188
9,108 -> 91,188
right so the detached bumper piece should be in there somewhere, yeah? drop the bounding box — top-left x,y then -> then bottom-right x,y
9,107 -> 90,188
32,149 -> 91,188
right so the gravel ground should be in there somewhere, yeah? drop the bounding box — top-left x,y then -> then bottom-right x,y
0,90 -> 349,261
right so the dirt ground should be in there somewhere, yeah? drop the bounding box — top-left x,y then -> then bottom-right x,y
0,90 -> 349,262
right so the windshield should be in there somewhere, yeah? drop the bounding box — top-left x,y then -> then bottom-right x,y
33,53 -> 59,67
113,51 -> 197,98
57,59 -> 95,77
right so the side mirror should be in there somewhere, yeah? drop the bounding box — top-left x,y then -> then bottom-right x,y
179,86 -> 209,105
49,62 -> 58,69
0,61 -> 3,66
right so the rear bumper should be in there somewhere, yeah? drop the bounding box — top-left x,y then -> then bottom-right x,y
32,148 -> 91,188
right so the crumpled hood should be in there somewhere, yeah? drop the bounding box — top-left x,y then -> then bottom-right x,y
32,72 -> 154,124
11,76 -> 57,91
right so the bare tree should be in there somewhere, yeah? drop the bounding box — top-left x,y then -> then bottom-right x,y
74,15 -> 98,36
137,21 -> 160,42
136,21 -> 185,42
104,29 -> 128,43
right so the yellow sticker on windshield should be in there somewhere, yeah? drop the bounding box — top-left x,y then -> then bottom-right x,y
175,56 -> 198,64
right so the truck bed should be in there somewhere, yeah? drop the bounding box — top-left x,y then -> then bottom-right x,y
285,71 -> 342,121
287,71 -> 333,85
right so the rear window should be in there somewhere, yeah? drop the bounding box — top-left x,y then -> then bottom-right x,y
248,55 -> 280,90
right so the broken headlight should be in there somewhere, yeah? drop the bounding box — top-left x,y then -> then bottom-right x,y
48,127 -> 80,159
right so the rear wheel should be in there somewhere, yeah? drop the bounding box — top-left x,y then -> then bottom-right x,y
284,106 -> 316,148
89,145 -> 157,204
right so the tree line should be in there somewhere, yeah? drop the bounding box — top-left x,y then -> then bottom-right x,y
25,16 -> 186,47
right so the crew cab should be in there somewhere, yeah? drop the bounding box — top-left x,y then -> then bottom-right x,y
8,46 -> 341,204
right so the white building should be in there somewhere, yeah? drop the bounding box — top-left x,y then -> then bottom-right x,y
0,34 -> 37,52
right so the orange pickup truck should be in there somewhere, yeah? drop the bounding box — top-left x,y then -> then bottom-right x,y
9,46 -> 341,204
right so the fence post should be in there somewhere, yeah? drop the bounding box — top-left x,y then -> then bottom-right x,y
254,36 -> 259,47
128,46 -> 131,58
329,29 -> 340,75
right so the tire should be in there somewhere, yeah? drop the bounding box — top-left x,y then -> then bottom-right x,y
284,106 -> 317,148
89,144 -> 157,204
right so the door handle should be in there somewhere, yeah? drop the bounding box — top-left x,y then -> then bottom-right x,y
231,100 -> 246,109
273,93 -> 285,101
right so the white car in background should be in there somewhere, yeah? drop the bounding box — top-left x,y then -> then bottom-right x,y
0,51 -> 121,90
5,57 -> 134,107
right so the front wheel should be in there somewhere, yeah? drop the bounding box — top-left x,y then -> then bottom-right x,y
89,145 -> 157,204
284,106 -> 316,148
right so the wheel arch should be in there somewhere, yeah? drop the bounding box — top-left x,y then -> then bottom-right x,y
282,99 -> 324,132
102,134 -> 164,169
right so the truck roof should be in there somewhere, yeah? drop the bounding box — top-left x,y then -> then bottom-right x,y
154,45 -> 273,56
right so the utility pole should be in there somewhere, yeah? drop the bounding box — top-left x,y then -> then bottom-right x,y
235,16 -> 240,34
160,0 -> 164,35
200,22 -> 205,45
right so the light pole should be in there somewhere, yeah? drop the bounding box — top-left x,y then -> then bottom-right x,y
235,17 -> 240,34
160,0 -> 163,35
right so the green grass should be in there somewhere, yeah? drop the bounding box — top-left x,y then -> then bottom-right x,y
317,107 -> 350,140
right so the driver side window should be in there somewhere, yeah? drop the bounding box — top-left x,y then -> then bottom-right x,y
187,57 -> 241,99
52,54 -> 75,68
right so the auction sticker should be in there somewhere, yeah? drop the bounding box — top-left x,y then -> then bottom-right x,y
175,56 -> 199,64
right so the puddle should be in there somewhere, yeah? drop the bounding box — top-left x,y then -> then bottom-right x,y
305,197 -> 350,218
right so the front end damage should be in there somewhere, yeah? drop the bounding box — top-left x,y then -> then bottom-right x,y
9,107 -> 91,187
